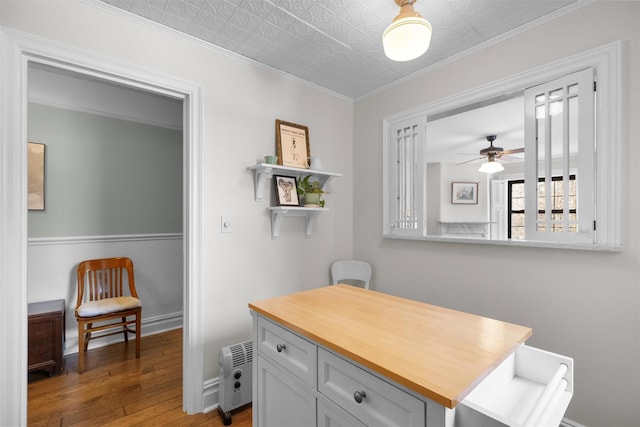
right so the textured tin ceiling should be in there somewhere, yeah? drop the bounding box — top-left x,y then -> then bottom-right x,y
98,0 -> 582,99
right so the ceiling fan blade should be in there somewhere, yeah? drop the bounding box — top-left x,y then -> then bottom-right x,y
500,147 -> 525,155
456,157 -> 484,165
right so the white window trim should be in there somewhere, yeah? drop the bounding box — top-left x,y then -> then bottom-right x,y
382,41 -> 621,251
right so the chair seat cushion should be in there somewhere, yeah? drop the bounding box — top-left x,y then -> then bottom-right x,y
77,296 -> 141,317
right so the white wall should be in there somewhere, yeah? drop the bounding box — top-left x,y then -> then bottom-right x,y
0,0 -> 353,394
353,2 -> 639,426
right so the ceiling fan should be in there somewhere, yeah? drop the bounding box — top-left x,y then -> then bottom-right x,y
457,135 -> 524,172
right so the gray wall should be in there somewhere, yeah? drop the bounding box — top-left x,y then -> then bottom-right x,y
28,103 -> 183,237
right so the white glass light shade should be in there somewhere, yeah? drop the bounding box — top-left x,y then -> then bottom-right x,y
383,16 -> 432,61
478,160 -> 504,174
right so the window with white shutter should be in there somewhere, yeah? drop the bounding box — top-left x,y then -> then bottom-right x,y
381,44 -> 620,250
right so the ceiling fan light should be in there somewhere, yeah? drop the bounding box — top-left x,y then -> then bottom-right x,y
383,2 -> 432,62
479,160 -> 504,174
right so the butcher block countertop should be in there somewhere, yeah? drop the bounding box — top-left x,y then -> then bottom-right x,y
248,284 -> 532,409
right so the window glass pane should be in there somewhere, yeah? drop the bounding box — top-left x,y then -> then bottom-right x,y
537,180 -> 546,210
552,180 -> 563,210
569,179 -> 577,210
511,213 -> 525,240
569,213 -> 577,232
511,195 -> 524,211
550,100 -> 564,164
535,94 -> 546,103
549,100 -> 563,116
549,88 -> 563,99
537,213 -> 546,232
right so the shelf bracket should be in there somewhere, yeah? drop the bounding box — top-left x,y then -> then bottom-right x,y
320,175 -> 336,192
304,211 -> 321,238
271,209 -> 284,239
253,167 -> 273,201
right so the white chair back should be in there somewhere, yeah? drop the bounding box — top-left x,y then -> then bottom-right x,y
331,260 -> 372,289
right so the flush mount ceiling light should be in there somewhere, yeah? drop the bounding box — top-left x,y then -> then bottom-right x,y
383,0 -> 432,62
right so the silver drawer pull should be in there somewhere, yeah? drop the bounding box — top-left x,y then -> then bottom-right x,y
276,343 -> 286,353
353,390 -> 366,404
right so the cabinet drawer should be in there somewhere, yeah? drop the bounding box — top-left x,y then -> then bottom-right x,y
256,316 -> 317,387
318,348 -> 425,427
457,344 -> 574,427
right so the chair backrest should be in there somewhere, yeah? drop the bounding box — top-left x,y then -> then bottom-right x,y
76,257 -> 138,308
331,260 -> 372,289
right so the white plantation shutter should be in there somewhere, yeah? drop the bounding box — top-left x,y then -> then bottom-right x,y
524,68 -> 595,243
383,116 -> 426,237
491,179 -> 507,240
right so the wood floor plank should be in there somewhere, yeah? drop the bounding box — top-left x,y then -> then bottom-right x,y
28,329 -> 251,427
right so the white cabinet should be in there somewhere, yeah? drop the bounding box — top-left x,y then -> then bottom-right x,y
253,314 -> 426,427
250,285 -> 574,427
248,163 -> 341,239
256,356 -> 316,427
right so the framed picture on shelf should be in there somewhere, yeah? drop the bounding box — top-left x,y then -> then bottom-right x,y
275,119 -> 310,169
273,175 -> 300,206
451,182 -> 478,204
28,142 -> 45,211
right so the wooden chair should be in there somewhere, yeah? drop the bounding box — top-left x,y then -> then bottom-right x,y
75,257 -> 142,373
331,260 -> 372,289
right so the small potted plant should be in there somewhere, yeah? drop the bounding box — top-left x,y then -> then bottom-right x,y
297,175 -> 327,207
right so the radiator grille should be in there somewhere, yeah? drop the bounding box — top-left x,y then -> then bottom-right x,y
229,340 -> 253,367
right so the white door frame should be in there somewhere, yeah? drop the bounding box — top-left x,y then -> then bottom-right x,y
0,28 -> 204,425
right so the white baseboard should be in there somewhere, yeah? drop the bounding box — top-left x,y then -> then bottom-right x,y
203,376 -> 220,414
63,311 -> 183,355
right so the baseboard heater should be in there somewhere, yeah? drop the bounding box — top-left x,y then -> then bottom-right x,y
218,340 -> 253,426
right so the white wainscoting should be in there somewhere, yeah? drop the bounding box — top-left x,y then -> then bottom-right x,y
27,233 -> 184,354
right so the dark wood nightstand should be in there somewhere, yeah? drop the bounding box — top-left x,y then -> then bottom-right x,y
28,299 -> 65,376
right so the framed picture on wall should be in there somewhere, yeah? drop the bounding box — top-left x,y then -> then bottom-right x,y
273,175 -> 300,206
275,119 -> 310,169
451,182 -> 478,204
28,142 -> 45,211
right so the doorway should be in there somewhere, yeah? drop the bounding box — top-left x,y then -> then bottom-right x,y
27,61 -> 185,349
0,33 -> 204,423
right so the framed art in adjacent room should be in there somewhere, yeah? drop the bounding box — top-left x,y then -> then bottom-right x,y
451,182 -> 478,204
273,175 -> 300,206
28,142 -> 45,211
275,119 -> 310,169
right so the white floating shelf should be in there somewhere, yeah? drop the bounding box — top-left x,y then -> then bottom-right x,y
248,163 -> 341,202
268,206 -> 327,239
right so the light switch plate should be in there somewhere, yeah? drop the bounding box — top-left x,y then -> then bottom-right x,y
221,216 -> 232,233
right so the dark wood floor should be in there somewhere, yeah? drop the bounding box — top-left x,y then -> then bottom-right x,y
28,329 -> 252,426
